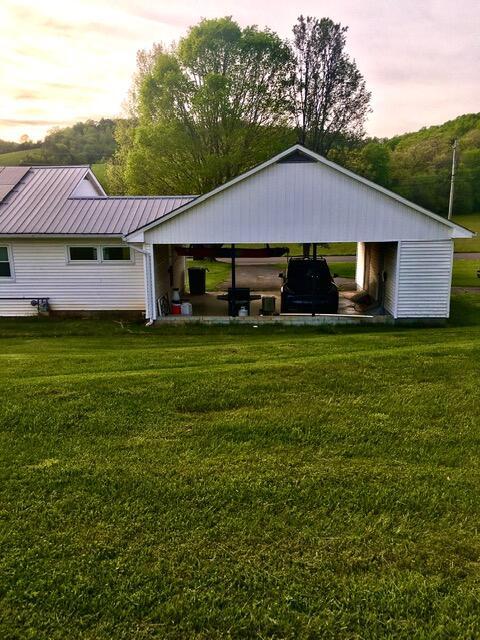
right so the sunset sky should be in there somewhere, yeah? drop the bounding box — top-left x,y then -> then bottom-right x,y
1,0 -> 479,142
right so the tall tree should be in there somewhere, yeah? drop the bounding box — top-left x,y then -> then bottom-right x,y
291,16 -> 371,156
111,17 -> 294,195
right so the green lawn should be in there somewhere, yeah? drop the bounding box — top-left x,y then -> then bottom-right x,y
0,147 -> 42,165
452,259 -> 480,287
187,259 -> 231,290
238,243 -> 357,256
185,259 -> 356,293
453,213 -> 480,253
1,294 -> 480,639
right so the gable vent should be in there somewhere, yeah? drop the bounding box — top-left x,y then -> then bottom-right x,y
276,149 -> 317,164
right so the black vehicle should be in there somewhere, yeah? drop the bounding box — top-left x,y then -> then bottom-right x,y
280,257 -> 339,314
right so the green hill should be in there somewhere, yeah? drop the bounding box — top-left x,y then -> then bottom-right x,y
0,148 -> 43,165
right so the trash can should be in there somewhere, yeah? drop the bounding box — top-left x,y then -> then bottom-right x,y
188,267 -> 208,294
261,296 -> 276,315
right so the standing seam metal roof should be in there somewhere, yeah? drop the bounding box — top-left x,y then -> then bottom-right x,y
0,166 -> 195,235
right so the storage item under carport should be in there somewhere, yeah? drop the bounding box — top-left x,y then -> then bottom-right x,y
261,296 -> 276,315
188,267 -> 208,295
216,287 -> 261,316
181,301 -> 192,316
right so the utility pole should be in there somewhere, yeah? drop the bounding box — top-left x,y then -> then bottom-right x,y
448,139 -> 458,220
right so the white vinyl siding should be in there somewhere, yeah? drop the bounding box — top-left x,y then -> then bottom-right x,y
0,238 -> 145,316
143,162 -> 454,245
396,240 -> 453,318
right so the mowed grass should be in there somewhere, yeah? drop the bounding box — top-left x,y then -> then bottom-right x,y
0,147 -> 42,165
186,260 -> 356,293
452,260 -> 480,287
453,213 -> 480,253
238,243 -> 357,255
1,294 -> 480,639
187,259 -> 231,291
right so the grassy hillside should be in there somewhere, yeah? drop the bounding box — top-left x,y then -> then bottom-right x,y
0,147 -> 42,165
386,113 -> 480,215
453,213 -> 480,252
0,294 -> 479,638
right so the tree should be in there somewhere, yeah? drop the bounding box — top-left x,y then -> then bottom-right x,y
110,17 -> 294,195
40,119 -> 116,165
291,16 -> 371,156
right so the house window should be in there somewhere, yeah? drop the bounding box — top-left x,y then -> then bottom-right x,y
0,246 -> 12,277
102,246 -> 131,261
68,246 -> 98,261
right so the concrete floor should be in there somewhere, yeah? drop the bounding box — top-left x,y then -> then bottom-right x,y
176,258 -> 372,317
180,262 -> 365,317
186,289 -> 362,317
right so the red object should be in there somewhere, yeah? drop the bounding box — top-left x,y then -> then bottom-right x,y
171,302 -> 182,315
174,245 -> 288,259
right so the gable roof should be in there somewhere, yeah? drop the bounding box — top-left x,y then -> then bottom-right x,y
0,166 -> 194,235
125,144 -> 474,240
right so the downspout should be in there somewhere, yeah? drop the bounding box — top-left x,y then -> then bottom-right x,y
127,243 -> 156,325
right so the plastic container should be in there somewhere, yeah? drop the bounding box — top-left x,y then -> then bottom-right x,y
181,302 -> 193,316
171,288 -> 181,302
261,296 -> 276,315
171,302 -> 182,315
238,306 -> 248,317
188,267 -> 207,295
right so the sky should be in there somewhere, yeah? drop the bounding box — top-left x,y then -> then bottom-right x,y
0,0 -> 479,142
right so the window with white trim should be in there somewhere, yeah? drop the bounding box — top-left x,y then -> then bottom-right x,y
102,246 -> 131,262
68,246 -> 98,261
0,246 -> 12,278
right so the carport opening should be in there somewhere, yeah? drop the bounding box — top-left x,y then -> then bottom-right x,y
161,241 -> 390,318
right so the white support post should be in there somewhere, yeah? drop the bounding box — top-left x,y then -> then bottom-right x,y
128,243 -> 157,323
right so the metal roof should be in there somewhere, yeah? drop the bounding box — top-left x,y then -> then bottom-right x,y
0,166 -> 195,235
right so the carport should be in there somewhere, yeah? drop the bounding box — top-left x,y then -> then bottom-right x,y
125,145 -> 472,323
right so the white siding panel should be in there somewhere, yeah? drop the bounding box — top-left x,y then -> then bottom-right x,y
0,239 -> 145,316
144,163 -> 453,245
396,240 -> 453,318
0,299 -> 37,317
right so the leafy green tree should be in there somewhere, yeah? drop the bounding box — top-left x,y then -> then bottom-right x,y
291,16 -> 371,156
39,119 -> 116,165
110,17 -> 294,195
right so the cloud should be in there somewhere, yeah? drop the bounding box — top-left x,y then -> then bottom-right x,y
0,118 -> 73,126
14,91 -> 43,101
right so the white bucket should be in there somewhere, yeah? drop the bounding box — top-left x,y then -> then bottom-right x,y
181,302 -> 193,316
238,306 -> 248,317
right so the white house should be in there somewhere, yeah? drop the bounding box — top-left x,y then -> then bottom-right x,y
0,145 -> 474,322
